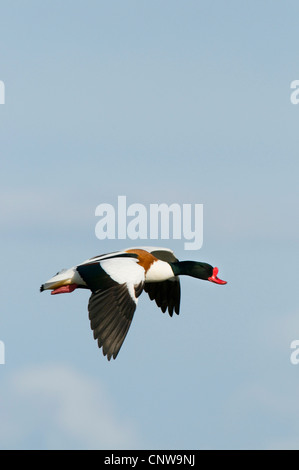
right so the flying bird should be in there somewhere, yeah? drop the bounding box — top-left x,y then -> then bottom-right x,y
40,247 -> 227,360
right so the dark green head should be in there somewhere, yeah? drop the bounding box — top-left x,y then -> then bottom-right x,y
171,261 -> 227,284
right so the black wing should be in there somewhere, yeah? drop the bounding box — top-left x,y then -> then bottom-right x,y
88,282 -> 143,360
144,248 -> 181,316
144,279 -> 180,316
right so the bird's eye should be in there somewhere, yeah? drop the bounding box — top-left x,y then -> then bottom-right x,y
55,268 -> 67,276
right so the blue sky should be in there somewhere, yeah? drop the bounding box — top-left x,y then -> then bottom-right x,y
0,0 -> 299,449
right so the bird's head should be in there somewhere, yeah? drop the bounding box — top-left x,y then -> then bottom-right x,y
173,261 -> 227,284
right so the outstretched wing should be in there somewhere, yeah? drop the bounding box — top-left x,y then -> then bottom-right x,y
88,281 -> 143,360
139,247 -> 181,317
144,278 -> 180,316
77,256 -> 144,360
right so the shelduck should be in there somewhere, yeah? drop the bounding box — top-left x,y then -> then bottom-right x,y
40,247 -> 227,360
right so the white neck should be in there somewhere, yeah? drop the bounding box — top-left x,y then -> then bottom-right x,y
145,260 -> 174,283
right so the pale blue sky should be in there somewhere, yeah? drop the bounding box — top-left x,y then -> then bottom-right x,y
1,0 -> 299,449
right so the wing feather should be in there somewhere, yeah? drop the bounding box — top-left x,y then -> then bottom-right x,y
78,255 -> 145,360
88,281 -> 144,360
